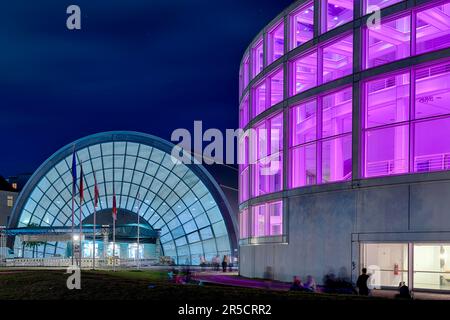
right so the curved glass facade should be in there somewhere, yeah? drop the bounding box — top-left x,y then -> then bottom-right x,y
238,0 -> 450,243
9,132 -> 236,264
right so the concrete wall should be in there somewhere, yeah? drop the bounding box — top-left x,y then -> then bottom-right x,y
239,176 -> 450,284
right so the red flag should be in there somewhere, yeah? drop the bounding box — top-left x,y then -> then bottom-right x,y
112,193 -> 117,221
79,165 -> 84,203
94,173 -> 99,208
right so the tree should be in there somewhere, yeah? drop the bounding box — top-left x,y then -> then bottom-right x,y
23,223 -> 46,258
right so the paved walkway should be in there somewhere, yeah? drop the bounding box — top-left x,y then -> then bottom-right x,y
194,272 -> 450,300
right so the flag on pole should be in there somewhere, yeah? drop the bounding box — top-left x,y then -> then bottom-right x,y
79,165 -> 84,203
94,173 -> 99,208
112,193 -> 117,221
71,149 -> 77,193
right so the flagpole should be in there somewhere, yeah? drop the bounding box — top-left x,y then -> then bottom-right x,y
79,205 -> 82,268
79,165 -> 84,268
71,189 -> 75,266
137,210 -> 140,270
71,146 -> 76,267
93,173 -> 99,270
93,204 -> 96,270
113,214 -> 116,272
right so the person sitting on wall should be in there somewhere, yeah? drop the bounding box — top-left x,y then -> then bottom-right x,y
290,276 -> 304,291
303,275 -> 317,292
395,281 -> 412,300
175,274 -> 183,284
356,268 -> 370,296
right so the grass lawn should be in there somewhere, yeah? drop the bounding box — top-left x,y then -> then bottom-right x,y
0,269 -> 376,300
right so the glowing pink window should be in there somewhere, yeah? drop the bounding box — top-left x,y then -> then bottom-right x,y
252,38 -> 264,79
290,143 -> 317,187
251,201 -> 283,237
251,114 -> 283,197
239,95 -> 249,129
270,69 -> 284,106
322,87 -> 353,138
365,72 -> 410,128
415,62 -> 450,120
239,135 -> 249,203
270,112 -> 284,154
322,34 -> 353,83
324,0 -> 354,32
239,209 -> 249,239
322,134 -> 352,183
416,4 -> 450,55
253,81 -> 266,118
252,153 -> 283,196
291,99 -> 317,146
366,15 -> 411,69
254,121 -> 268,160
242,54 -> 250,89
291,51 -> 317,95
268,21 -> 284,64
414,117 -> 450,173
365,125 -> 409,177
239,168 -> 249,203
365,0 -> 403,14
289,2 -> 314,50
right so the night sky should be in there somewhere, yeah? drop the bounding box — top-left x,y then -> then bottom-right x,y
0,0 -> 293,177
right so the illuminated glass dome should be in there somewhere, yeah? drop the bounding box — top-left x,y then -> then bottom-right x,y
9,131 -> 237,264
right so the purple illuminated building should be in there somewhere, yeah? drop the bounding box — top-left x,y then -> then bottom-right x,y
238,0 -> 450,291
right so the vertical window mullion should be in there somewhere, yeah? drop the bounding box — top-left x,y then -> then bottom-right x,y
411,10 -> 416,57
317,97 -> 323,184
317,45 -> 323,85
409,67 -> 416,174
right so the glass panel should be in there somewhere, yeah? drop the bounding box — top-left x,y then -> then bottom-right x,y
270,113 -> 284,154
416,4 -> 450,55
322,134 -> 352,183
365,125 -> 409,177
243,54 -> 250,89
291,99 -> 317,146
290,143 -> 317,188
268,21 -> 284,64
253,81 -> 267,118
251,201 -> 283,238
322,87 -> 353,138
366,15 -> 411,69
414,244 -> 450,290
322,34 -> 353,83
239,209 -> 249,239
268,201 -> 283,236
252,153 -> 283,196
415,62 -> 450,119
292,51 -> 317,95
239,167 -> 249,203
252,204 -> 266,238
362,243 -> 409,287
290,1 -> 314,50
270,69 -> 284,106
252,39 -> 264,79
365,0 -> 402,14
325,0 -> 354,32
413,117 -> 450,173
365,72 -> 410,128
239,95 -> 249,129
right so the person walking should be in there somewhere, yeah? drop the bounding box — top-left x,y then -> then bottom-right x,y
222,255 -> 228,272
356,268 -> 370,296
